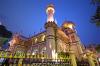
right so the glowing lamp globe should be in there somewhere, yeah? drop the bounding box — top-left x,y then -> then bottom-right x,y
46,4 -> 55,14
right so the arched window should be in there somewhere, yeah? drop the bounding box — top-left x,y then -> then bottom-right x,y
34,38 -> 37,43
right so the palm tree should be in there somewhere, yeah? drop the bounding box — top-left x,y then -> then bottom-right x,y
92,0 -> 100,3
91,0 -> 100,27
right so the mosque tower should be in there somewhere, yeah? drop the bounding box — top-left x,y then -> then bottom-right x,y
45,4 -> 57,59
62,21 -> 84,58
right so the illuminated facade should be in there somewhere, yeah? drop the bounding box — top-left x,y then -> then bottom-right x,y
7,4 -> 99,66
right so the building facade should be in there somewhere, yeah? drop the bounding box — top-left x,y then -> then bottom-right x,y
7,4 -> 99,66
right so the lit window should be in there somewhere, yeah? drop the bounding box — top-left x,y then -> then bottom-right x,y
43,47 -> 46,50
98,58 -> 100,62
41,35 -> 45,41
32,52 -> 35,55
35,38 -> 37,43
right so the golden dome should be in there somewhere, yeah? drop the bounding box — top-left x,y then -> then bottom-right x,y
62,21 -> 75,29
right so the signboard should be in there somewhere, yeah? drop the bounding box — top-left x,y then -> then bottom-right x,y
0,51 -> 47,58
0,51 -> 25,58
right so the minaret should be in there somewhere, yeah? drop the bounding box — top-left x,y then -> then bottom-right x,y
45,4 -> 57,59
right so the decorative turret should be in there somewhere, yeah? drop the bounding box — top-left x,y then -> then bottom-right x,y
46,4 -> 55,22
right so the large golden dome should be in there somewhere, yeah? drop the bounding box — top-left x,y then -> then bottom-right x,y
62,21 -> 75,29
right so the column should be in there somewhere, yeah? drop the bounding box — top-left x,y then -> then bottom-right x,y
45,22 -> 57,59
69,51 -> 77,66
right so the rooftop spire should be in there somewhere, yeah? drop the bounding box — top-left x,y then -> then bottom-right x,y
46,4 -> 55,22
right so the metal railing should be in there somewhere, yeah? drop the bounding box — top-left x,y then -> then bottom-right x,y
1,58 -> 71,66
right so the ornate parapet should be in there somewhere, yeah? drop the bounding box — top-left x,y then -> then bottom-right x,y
44,21 -> 57,29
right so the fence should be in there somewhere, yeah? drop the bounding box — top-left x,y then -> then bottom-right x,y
77,60 -> 90,66
1,58 -> 71,66
0,50 -> 99,66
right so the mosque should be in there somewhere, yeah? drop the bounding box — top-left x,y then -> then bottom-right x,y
2,4 -> 99,66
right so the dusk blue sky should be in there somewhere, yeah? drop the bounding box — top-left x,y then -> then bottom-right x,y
0,0 -> 100,45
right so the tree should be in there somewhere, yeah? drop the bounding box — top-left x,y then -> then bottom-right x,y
0,24 -> 12,38
0,24 -> 12,48
91,0 -> 100,27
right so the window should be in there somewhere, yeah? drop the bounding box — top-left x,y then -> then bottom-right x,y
41,35 -> 45,41
35,38 -> 37,43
